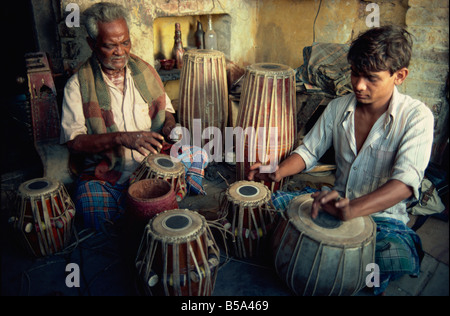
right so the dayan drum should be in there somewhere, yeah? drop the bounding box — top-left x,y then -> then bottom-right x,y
11,177 -> 76,257
219,180 -> 277,258
272,194 -> 376,296
130,153 -> 187,202
178,49 -> 228,148
235,63 -> 296,193
127,178 -> 178,222
135,209 -> 220,296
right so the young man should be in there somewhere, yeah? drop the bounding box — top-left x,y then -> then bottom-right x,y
249,25 -> 434,295
60,3 -> 176,230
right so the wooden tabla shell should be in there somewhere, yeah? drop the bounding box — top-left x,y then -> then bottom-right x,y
272,194 -> 376,296
127,178 -> 178,222
219,180 -> 277,258
135,209 -> 220,296
12,177 -> 75,257
235,63 -> 296,193
130,153 -> 187,201
178,49 -> 228,147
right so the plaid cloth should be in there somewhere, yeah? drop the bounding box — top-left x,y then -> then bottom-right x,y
373,217 -> 423,295
271,187 -> 318,210
74,176 -> 128,231
172,145 -> 209,196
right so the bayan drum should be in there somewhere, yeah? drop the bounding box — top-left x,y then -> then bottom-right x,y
235,63 -> 296,193
130,153 -> 187,202
178,49 -> 228,148
272,194 -> 376,296
135,209 -> 220,296
127,179 -> 178,222
11,177 -> 76,257
219,180 -> 277,258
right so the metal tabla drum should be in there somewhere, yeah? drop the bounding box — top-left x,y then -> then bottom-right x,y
219,180 -> 277,258
130,153 -> 187,202
178,49 -> 228,148
11,177 -> 76,257
135,209 -> 220,296
235,63 -> 296,193
272,194 -> 376,296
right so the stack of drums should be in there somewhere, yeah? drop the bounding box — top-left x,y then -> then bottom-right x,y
178,49 -> 228,149
235,63 -> 296,192
11,177 -> 76,257
219,180 -> 277,258
272,194 -> 376,296
130,153 -> 187,202
135,209 -> 220,296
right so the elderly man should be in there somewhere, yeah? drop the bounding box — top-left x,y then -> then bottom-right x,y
60,2 -> 176,230
249,25 -> 434,295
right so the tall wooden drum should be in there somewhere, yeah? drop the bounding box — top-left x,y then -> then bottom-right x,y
135,209 -> 220,296
272,194 -> 376,296
11,177 -> 76,257
235,63 -> 296,192
178,49 -> 228,148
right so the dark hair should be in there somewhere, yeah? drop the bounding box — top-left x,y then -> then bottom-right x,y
347,25 -> 413,75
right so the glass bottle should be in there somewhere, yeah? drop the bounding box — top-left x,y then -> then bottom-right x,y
204,15 -> 217,50
194,20 -> 204,49
172,22 -> 185,69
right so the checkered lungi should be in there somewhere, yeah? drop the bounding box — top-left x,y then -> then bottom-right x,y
272,189 -> 423,296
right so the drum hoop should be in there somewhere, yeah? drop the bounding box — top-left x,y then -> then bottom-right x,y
184,49 -> 225,60
287,195 -> 376,247
226,181 -> 271,206
148,209 -> 207,243
145,154 -> 184,175
246,63 -> 295,77
18,178 -> 61,197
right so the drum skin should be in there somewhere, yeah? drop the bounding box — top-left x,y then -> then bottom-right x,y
127,179 -> 178,222
12,177 -> 75,257
178,49 -> 228,148
235,63 -> 296,193
219,180 -> 277,258
135,209 -> 220,296
272,194 -> 376,296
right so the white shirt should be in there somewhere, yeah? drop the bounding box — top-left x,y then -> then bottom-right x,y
60,66 -> 175,183
293,87 -> 434,224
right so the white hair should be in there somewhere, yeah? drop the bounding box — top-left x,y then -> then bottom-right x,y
83,2 -> 130,40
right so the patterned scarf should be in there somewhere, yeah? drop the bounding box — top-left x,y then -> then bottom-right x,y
77,53 -> 167,184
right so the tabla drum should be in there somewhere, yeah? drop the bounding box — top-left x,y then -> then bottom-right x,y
178,49 -> 228,148
219,180 -> 277,258
235,63 -> 296,193
130,153 -> 187,202
135,209 -> 220,296
272,194 -> 376,296
11,177 -> 76,257
127,178 -> 178,222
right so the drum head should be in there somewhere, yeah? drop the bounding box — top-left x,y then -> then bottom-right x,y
18,177 -> 60,197
227,180 -> 270,204
287,194 -> 376,246
149,209 -> 205,243
184,49 -> 225,59
247,63 -> 293,77
145,154 -> 184,175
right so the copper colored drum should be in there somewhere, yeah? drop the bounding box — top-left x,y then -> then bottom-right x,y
12,177 -> 76,257
272,194 -> 376,296
235,63 -> 296,192
178,49 -> 228,148
127,179 -> 178,222
130,153 -> 187,202
135,209 -> 220,296
219,180 -> 277,258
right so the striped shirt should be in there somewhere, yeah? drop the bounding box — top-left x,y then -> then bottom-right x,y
293,87 -> 434,224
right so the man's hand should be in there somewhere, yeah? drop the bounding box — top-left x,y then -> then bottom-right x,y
248,162 -> 283,183
119,131 -> 164,156
311,189 -> 353,221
